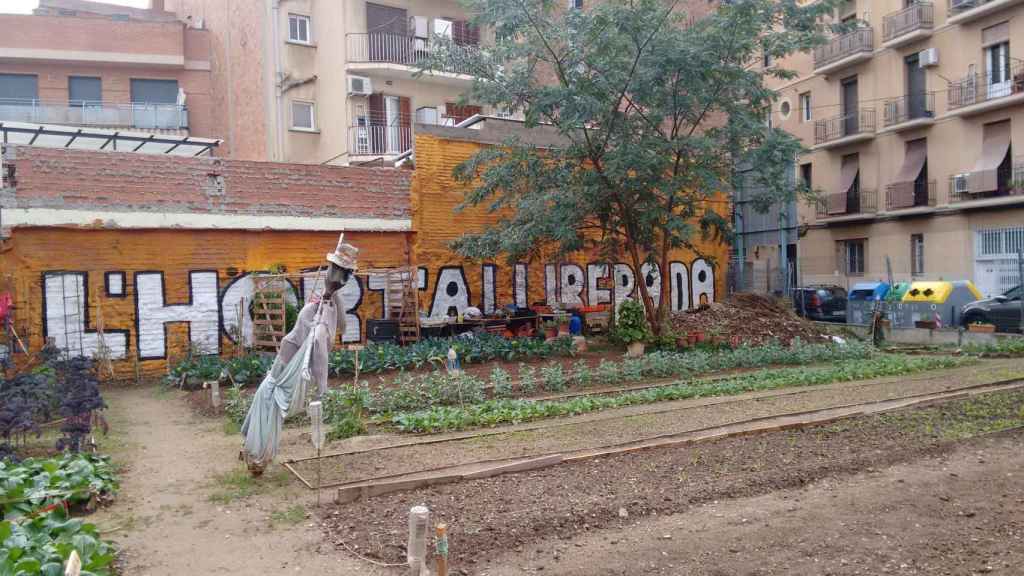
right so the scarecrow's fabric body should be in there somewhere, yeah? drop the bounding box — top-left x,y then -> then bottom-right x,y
241,291 -> 345,467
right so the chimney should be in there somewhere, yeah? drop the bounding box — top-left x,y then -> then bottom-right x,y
151,0 -> 166,11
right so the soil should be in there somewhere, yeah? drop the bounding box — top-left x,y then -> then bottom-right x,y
287,359 -> 1023,485
320,390 -> 1024,572
90,385 -> 389,576
671,293 -> 828,346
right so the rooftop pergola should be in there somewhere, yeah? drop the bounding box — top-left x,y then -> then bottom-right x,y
0,121 -> 220,157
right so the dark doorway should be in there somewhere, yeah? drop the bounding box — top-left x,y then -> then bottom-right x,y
841,76 -> 859,136
905,52 -> 927,120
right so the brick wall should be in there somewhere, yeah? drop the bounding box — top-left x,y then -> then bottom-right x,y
4,146 -> 411,220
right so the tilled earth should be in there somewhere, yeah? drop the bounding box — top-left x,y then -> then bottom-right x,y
289,359 -> 1018,484
320,390 -> 1024,573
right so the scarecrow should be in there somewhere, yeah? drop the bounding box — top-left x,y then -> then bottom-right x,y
240,233 -> 358,475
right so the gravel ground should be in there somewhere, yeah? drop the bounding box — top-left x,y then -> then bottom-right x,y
320,389 -> 1024,573
289,359 -> 1023,485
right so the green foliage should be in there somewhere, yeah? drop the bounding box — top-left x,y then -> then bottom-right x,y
322,385 -> 371,440
0,454 -> 119,575
430,0 -> 837,331
165,352 -> 272,390
570,360 -> 592,388
961,338 -> 1024,357
390,355 -> 973,432
539,363 -> 568,392
517,364 -> 538,394
224,384 -> 252,429
490,366 -> 514,398
595,359 -> 621,386
611,300 -> 650,345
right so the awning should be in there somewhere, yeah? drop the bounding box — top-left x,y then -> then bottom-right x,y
0,121 -> 219,157
890,139 -> 927,208
830,155 -> 859,214
968,121 -> 1010,193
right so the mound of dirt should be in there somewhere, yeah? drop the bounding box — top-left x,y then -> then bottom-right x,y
671,293 -> 829,346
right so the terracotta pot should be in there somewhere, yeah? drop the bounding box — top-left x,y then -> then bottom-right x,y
968,323 -> 996,333
545,328 -> 558,339
627,341 -> 646,358
914,320 -> 938,330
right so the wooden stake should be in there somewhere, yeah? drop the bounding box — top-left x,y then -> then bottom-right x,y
435,523 -> 449,576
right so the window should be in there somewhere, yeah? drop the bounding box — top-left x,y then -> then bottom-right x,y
799,92 -> 812,122
68,76 -> 101,105
130,79 -> 178,104
780,100 -> 791,119
762,50 -> 774,69
0,73 -> 38,102
288,13 -> 311,44
845,239 -> 866,276
799,163 -> 812,191
911,234 -> 924,276
569,0 -> 584,8
291,100 -> 315,131
434,17 -> 453,38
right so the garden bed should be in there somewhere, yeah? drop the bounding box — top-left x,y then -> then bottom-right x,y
322,389 -> 1024,568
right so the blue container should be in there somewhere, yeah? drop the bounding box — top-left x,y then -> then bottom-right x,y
846,282 -> 890,325
569,315 -> 583,336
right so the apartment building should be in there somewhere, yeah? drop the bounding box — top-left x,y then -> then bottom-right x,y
0,0 -> 219,146
166,0 -> 487,165
767,0 -> 1024,298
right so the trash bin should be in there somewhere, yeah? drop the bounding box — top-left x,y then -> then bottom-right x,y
883,282 -> 914,328
902,281 -> 983,328
846,282 -> 890,325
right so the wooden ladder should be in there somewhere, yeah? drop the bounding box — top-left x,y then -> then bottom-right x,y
387,267 -> 420,345
252,277 -> 287,352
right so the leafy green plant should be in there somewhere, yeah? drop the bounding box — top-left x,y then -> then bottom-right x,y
0,453 -> 118,519
611,300 -> 650,345
0,509 -> 116,575
595,359 -> 620,386
518,364 -> 538,394
224,384 -> 252,429
540,363 -> 568,392
571,360 -> 592,388
322,385 -> 371,440
389,355 -> 973,432
490,366 -> 514,398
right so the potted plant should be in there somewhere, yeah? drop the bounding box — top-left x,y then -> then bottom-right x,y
968,321 -> 996,333
613,299 -> 650,357
542,320 -> 560,340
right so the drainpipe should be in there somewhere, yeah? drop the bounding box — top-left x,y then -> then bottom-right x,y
271,0 -> 284,161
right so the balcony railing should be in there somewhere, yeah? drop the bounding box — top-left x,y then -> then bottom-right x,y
813,28 -> 874,70
949,160 -> 1024,203
814,109 -> 876,145
348,124 -> 413,156
346,33 -> 481,77
882,93 -> 935,127
0,98 -> 188,130
883,2 -> 934,42
948,60 -> 1024,110
886,180 -> 936,210
948,0 -> 1013,16
816,189 -> 878,218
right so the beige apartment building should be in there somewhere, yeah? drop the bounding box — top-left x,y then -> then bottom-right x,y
767,0 -> 1024,298
166,0 -> 488,165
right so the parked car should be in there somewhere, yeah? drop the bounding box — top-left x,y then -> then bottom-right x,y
960,284 -> 1023,333
792,285 -> 848,322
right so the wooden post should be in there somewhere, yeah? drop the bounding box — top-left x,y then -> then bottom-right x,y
407,505 -> 429,576
209,378 -> 221,407
435,523 -> 449,576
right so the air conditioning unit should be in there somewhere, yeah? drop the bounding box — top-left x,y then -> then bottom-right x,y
950,0 -> 978,10
347,75 -> 373,96
953,174 -> 969,195
918,48 -> 939,67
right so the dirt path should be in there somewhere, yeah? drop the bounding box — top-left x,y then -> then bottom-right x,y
93,385 -> 387,576
482,430 -> 1024,575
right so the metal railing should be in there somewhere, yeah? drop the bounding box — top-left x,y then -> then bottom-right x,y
813,28 -> 874,70
948,0 -> 1003,16
948,60 -> 1024,110
0,98 -> 188,130
814,109 -> 876,145
949,160 -> 1024,203
883,2 -> 934,42
886,180 -> 936,210
348,124 -> 413,156
346,33 -> 481,77
882,93 -> 935,126
816,189 -> 878,218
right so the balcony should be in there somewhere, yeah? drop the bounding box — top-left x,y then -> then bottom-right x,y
882,3 -> 934,48
881,93 -> 935,132
346,33 -> 481,86
813,28 -> 874,76
813,109 -> 876,149
949,160 -> 1024,205
816,189 -> 879,220
0,99 -> 188,131
947,0 -> 1024,25
886,181 -> 936,211
946,60 -> 1024,117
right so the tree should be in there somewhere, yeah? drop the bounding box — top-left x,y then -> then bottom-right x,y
424,0 -> 837,333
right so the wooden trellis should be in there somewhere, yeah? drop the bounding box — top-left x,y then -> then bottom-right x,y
252,276 -> 287,352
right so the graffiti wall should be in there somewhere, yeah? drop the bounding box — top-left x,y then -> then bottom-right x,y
1,128 -> 728,375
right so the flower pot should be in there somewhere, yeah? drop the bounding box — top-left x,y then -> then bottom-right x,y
676,337 -> 688,349
915,320 -> 938,330
627,341 -> 646,357
693,331 -> 706,344
968,323 -> 996,334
